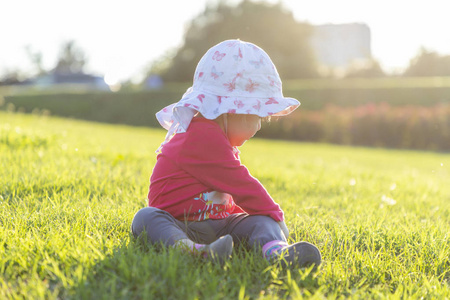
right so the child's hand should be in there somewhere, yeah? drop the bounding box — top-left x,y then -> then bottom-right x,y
278,221 -> 290,240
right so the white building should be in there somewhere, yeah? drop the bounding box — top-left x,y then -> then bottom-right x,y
310,23 -> 371,72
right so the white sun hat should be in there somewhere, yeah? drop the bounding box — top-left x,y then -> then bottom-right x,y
156,39 -> 300,148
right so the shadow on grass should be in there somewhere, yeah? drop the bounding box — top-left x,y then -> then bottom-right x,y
70,236 -> 321,299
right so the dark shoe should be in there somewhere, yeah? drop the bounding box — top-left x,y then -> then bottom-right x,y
278,241 -> 321,269
203,234 -> 233,263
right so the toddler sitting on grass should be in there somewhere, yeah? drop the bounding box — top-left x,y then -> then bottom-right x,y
132,40 -> 321,268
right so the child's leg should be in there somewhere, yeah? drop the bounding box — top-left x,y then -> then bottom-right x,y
131,207 -> 189,246
225,214 -> 321,268
131,207 -> 232,261
223,214 -> 286,248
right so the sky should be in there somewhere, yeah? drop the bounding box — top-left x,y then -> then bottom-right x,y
1,0 -> 449,83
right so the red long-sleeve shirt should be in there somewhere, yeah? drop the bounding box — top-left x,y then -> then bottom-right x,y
148,117 -> 284,222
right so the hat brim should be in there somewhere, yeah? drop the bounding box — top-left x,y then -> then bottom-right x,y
156,88 -> 300,131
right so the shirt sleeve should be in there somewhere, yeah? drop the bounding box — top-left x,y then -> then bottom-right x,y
175,122 -> 284,221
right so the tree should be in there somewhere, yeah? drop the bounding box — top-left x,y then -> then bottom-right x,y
145,48 -> 176,78
0,69 -> 23,85
403,47 -> 450,77
157,0 -> 318,82
1,46 -> 45,85
53,40 -> 87,74
25,45 -> 46,76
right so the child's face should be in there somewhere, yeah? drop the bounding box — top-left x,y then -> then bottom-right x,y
226,114 -> 262,146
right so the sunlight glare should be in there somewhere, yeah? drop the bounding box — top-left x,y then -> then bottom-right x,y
104,73 -> 122,92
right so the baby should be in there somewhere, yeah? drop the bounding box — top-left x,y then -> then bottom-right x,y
132,40 -> 321,268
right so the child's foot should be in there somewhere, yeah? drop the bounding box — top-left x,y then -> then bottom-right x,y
263,240 -> 321,269
201,234 -> 233,263
279,241 -> 321,269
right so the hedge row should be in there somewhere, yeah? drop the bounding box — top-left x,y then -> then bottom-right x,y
2,89 -> 450,151
3,82 -> 450,118
259,103 -> 450,151
287,86 -> 450,110
2,90 -> 181,128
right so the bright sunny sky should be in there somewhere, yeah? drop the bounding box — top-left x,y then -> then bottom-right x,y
1,0 -> 449,83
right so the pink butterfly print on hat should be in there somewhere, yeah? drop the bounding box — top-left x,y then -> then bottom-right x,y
245,79 -> 259,93
267,76 -> 280,89
211,66 -> 224,79
249,56 -> 265,68
233,48 -> 243,61
197,94 -> 205,103
224,71 -> 244,92
184,103 -> 200,110
234,100 -> 245,109
252,100 -> 261,111
212,51 -> 226,61
223,81 -> 236,92
265,97 -> 279,105
226,40 -> 240,47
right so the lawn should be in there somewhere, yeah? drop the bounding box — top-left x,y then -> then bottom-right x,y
1,111 -> 449,299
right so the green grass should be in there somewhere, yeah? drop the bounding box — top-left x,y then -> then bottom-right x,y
1,111 -> 449,299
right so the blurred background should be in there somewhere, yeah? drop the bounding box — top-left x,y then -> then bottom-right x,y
1,0 -> 450,151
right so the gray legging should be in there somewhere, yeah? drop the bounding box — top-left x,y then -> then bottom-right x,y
131,207 -> 286,249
